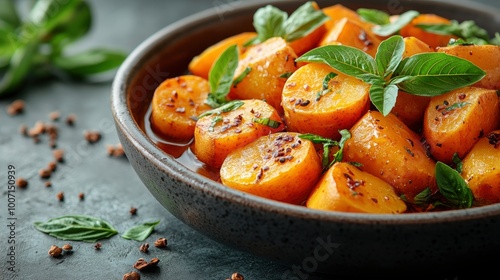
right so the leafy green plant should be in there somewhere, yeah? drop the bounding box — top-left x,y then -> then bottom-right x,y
121,220 -> 160,242
33,215 -> 118,242
0,0 -> 126,96
296,35 -> 486,116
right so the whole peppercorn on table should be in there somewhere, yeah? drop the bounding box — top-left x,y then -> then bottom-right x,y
1,0 -> 500,279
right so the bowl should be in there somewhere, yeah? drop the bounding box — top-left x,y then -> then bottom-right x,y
111,0 -> 500,276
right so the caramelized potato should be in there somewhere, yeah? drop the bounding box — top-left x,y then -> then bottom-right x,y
399,14 -> 456,49
423,86 -> 500,164
306,162 -> 407,213
437,44 -> 500,90
220,132 -> 322,205
462,130 -> 500,205
228,37 -> 298,113
321,4 -> 372,31
194,99 -> 285,169
288,1 -> 327,56
151,75 -> 212,142
319,17 -> 381,57
343,111 -> 437,201
188,32 -> 257,79
282,63 -> 370,139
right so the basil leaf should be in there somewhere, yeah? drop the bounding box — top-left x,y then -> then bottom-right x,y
435,161 -> 473,209
207,44 -> 239,108
413,187 -> 433,206
357,8 -> 390,25
369,83 -> 398,116
53,48 -> 126,78
375,35 -> 405,78
251,1 -> 328,44
49,0 -> 91,49
394,52 -> 485,96
373,10 -> 419,37
284,1 -> 329,42
0,40 -> 39,96
30,0 -> 82,39
0,0 -> 20,28
332,129 -> 351,165
297,45 -> 377,77
121,220 -> 160,242
198,100 -> 244,119
253,5 -> 287,44
417,20 -> 490,43
33,215 -> 118,242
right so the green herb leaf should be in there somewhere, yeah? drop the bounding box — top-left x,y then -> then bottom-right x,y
332,129 -> 351,164
299,129 -> 351,170
251,1 -> 328,44
394,52 -> 486,96
0,0 -> 21,28
53,48 -> 126,78
232,66 -> 251,87
297,45 -> 377,77
207,44 -> 239,108
252,117 -> 281,128
373,10 -> 419,37
452,152 -> 463,173
33,215 -> 118,242
375,35 -> 405,78
316,72 -> 337,101
357,8 -> 390,25
370,83 -> 398,116
435,161 -> 473,209
197,100 -> 244,119
121,220 -> 160,242
0,41 -> 39,95
284,1 -> 329,42
413,187 -> 433,206
417,20 -> 491,44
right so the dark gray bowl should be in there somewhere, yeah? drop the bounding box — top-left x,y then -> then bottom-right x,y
111,0 -> 500,276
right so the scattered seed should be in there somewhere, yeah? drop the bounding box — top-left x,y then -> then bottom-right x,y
78,192 -> 85,200
16,178 -> 28,189
66,114 -> 76,126
229,272 -> 245,280
48,245 -> 62,257
130,207 -> 137,215
139,243 -> 149,253
62,244 -> 73,251
94,242 -> 102,250
107,143 -> 125,157
7,99 -> 25,116
133,257 -> 159,271
154,237 -> 167,248
84,130 -> 101,144
53,149 -> 64,162
123,271 -> 141,280
56,192 -> 64,201
19,124 -> 28,136
45,181 -> 52,188
39,168 -> 52,179
47,161 -> 57,172
49,111 -> 60,121
28,121 -> 46,137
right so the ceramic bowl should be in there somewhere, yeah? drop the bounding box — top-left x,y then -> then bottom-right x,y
111,0 -> 500,276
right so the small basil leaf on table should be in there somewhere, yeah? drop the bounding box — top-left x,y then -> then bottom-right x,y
33,215 -> 118,242
121,220 -> 160,242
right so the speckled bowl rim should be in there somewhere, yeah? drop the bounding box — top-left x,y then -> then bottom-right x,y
111,0 -> 500,227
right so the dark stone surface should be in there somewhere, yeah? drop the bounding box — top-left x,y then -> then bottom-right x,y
0,0 -> 499,279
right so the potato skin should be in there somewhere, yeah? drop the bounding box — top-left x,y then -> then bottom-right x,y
229,37 -> 298,113
437,44 -> 500,90
151,75 -> 212,142
220,132 -> 323,205
461,130 -> 500,206
423,86 -> 500,164
306,162 -> 407,214
188,32 -> 256,80
282,63 -> 370,139
343,111 -> 437,202
194,99 -> 285,169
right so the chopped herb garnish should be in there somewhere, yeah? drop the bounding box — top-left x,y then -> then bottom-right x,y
417,20 -> 497,45
372,10 -> 420,37
442,101 -> 469,114
233,67 -> 251,87
252,117 -> 281,128
299,129 -> 351,170
452,152 -> 463,173
280,72 -> 293,79
197,100 -> 244,119
316,72 -> 337,101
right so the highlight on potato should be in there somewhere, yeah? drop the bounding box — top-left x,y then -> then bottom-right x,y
147,1 -> 500,214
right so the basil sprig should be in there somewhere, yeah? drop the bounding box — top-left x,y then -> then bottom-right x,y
417,20 -> 500,45
299,129 -> 351,171
247,1 -> 329,45
0,0 -> 126,96
357,9 -> 419,37
296,35 -> 486,116
206,44 -> 239,108
121,220 -> 160,242
33,215 -> 118,242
